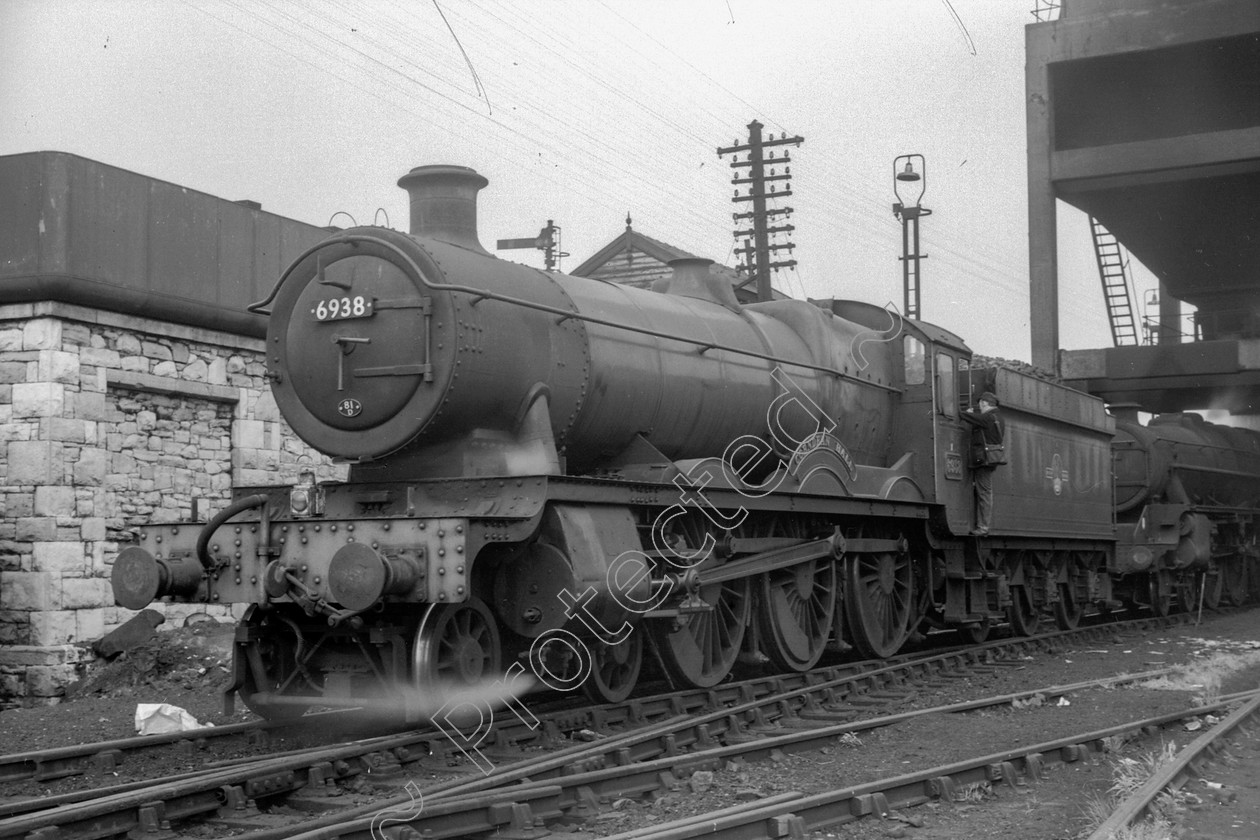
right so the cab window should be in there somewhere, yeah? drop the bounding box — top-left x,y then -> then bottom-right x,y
903,336 -> 926,386
935,351 -> 957,417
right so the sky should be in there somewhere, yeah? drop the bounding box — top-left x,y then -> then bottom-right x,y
0,0 -> 1167,363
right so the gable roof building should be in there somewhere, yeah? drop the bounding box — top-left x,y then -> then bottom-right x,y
570,217 -> 785,303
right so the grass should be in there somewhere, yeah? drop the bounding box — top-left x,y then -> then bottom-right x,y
1079,741 -> 1185,840
1135,648 -> 1260,703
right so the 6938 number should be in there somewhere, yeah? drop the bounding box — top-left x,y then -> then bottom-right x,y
313,296 -> 373,321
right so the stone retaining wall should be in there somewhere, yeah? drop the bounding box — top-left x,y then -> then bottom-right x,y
0,301 -> 344,706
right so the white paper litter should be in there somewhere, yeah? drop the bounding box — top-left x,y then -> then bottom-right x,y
134,703 -> 215,735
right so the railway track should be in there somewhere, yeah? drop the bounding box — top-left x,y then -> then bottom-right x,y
0,611 -> 1215,839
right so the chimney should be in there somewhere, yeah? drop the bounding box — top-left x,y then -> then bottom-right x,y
1109,402 -> 1143,424
661,258 -> 742,311
396,165 -> 490,254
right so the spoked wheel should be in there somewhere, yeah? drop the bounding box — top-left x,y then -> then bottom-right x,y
413,597 -> 502,689
235,608 -> 312,719
1053,582 -> 1084,630
1007,585 -> 1041,636
1149,572 -> 1173,617
1222,557 -> 1248,606
757,554 -> 839,672
844,546 -> 914,659
652,575 -> 751,688
582,631 -> 643,704
1176,575 -> 1200,614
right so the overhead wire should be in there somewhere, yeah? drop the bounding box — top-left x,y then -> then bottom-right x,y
193,0 -> 1042,325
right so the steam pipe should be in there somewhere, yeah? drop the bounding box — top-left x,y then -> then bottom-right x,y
196,494 -> 270,571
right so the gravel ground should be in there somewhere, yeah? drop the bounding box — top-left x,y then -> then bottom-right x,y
1,609 -> 1258,840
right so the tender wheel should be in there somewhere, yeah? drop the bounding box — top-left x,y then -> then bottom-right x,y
1007,585 -> 1040,636
757,558 -> 838,672
844,548 -> 913,659
1222,557 -> 1248,606
582,631 -> 643,704
413,597 -> 502,689
1053,582 -> 1083,630
1149,572 -> 1173,617
651,575 -> 751,688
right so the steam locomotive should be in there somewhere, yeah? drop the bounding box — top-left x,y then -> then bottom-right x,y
111,165 -> 1259,716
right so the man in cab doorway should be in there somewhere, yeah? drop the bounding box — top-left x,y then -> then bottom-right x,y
962,391 -> 1005,535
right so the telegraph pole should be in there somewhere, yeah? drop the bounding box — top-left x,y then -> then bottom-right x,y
718,120 -> 803,302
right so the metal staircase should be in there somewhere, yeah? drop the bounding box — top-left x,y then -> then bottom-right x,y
1089,216 -> 1141,346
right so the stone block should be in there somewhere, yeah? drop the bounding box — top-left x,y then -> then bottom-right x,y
74,390 -> 109,421
37,349 -> 80,384
34,485 -> 76,516
80,517 -> 107,541
0,361 -> 26,384
7,441 -> 64,484
79,366 -> 107,394
141,341 -> 173,361
80,347 -> 121,368
0,611 -> 29,645
77,608 -> 106,643
119,356 -> 148,373
42,416 -> 89,443
6,493 -> 34,518
208,358 -> 227,385
12,382 -> 65,418
0,327 -> 22,351
62,576 -> 111,609
235,418 -> 265,450
29,610 -> 79,645
32,542 -> 88,574
26,664 -> 79,697
22,319 -> 62,350
61,322 -> 91,347
152,360 -> 177,378
15,518 -> 57,542
183,358 -> 208,382
73,448 -> 108,486
116,334 -> 141,355
0,571 -> 61,610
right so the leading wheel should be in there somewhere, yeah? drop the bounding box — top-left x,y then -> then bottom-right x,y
235,609 -> 312,719
757,556 -> 838,672
1007,585 -> 1040,636
582,631 -> 643,704
413,597 -> 502,689
651,575 -> 751,688
844,547 -> 913,659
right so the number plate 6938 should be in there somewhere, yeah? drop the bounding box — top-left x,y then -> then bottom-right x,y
313,296 -> 373,321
